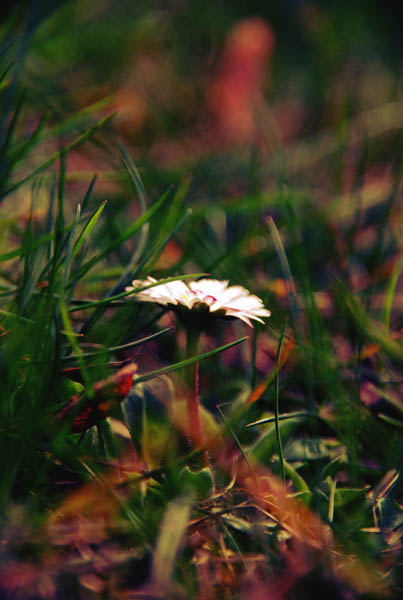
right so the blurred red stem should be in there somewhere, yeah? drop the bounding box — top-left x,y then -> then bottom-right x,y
186,360 -> 204,448
185,329 -> 207,460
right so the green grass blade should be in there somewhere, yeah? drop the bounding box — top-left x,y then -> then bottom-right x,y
73,200 -> 106,257
9,113 -> 48,166
336,277 -> 403,360
72,185 -> 173,285
274,320 -> 286,483
68,273 -> 209,312
53,152 -> 66,263
0,113 -> 115,198
119,144 -> 146,207
45,173 -> 57,259
0,88 -> 27,166
266,216 -> 302,338
81,173 -> 98,214
283,459 -> 312,505
382,258 -> 402,333
61,327 -> 174,362
49,96 -> 114,138
117,145 -> 149,279
0,60 -> 14,89
0,216 -> 88,262
246,411 -> 312,428
59,298 -> 91,393
63,203 -> 81,289
133,336 -> 248,385
134,208 -> 192,275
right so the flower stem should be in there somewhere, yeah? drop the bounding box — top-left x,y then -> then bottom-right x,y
185,329 -> 204,451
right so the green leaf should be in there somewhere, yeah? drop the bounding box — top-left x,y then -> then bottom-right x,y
285,437 -> 346,462
178,466 -> 214,498
334,486 -> 370,508
249,418 -> 301,465
55,377 -> 85,410
221,514 -> 254,533
283,459 -> 312,504
96,419 -> 117,459
152,495 -> 193,587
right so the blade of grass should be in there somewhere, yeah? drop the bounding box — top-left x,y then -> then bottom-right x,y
68,273 -> 208,312
336,277 -> 403,360
134,336 -> 248,385
16,184 -> 36,313
0,218 -> 87,263
49,95 -> 114,138
382,258 -> 402,333
80,173 -> 97,214
250,326 -> 258,391
42,153 -> 67,297
8,113 -> 47,166
0,88 -> 27,166
327,477 -> 336,523
0,60 -> 15,89
45,173 -> 57,260
71,185 -> 173,287
275,320 -> 286,483
246,334 -> 295,407
139,177 -> 191,276
63,203 -> 81,290
59,298 -> 92,394
73,200 -> 106,257
61,327 -> 174,363
152,495 -> 192,588
133,208 -> 192,276
217,405 -> 257,484
246,411 -> 312,428
266,216 -> 303,339
0,112 -> 115,198
283,459 -> 312,504
119,144 -> 146,206
118,145 -> 149,279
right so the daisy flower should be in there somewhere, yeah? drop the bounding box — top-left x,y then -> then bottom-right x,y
126,276 -> 271,327
126,276 -> 270,457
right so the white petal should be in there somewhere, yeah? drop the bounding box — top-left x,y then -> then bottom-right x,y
126,276 -> 270,327
190,279 -> 229,298
209,288 -> 248,312
224,310 -> 254,327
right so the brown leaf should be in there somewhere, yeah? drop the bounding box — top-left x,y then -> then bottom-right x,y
54,363 -> 137,433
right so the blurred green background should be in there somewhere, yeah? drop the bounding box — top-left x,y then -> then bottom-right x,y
0,2 -> 401,598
